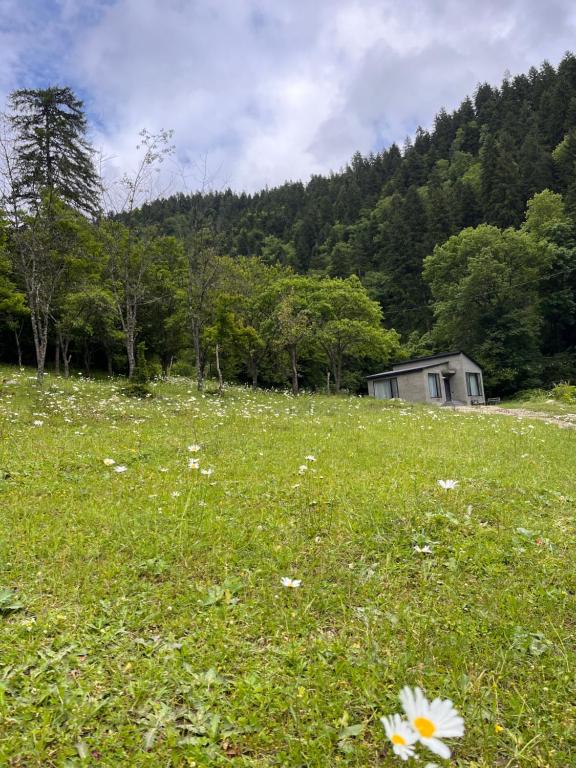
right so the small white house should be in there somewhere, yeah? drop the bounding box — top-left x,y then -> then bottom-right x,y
367,351 -> 485,406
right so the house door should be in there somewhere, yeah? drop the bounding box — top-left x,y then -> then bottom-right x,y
443,376 -> 452,402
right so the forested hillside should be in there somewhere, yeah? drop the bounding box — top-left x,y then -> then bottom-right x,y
132,55 -> 576,391
1,56 -> 576,394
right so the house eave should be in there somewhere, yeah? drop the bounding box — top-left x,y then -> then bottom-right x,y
366,361 -> 451,379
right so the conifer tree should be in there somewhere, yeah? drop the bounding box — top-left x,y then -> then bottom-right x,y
9,87 -> 100,216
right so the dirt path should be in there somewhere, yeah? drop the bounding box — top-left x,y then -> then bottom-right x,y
458,404 -> 576,429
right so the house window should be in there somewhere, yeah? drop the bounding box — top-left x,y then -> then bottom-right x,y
428,373 -> 441,398
466,372 -> 481,397
375,377 -> 399,399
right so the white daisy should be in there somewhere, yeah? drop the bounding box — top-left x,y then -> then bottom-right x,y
114,465 -> 128,474
187,444 -> 201,452
200,468 -> 213,476
399,686 -> 464,759
103,458 -> 116,466
305,455 -> 316,462
281,577 -> 301,588
298,465 -> 308,474
380,714 -> 418,761
188,458 -> 200,470
437,479 -> 458,490
413,544 -> 432,554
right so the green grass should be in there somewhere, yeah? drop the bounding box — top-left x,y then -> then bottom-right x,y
501,396 -> 576,417
0,367 -> 575,767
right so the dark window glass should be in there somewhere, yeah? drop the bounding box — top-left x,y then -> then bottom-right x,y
428,373 -> 441,397
375,377 -> 399,399
466,372 -> 481,397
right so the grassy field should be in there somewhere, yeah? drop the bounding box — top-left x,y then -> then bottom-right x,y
0,367 -> 575,767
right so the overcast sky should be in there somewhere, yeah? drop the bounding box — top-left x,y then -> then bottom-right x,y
1,0 -> 575,194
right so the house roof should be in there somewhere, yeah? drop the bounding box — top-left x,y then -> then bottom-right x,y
366,350 -> 482,380
395,350 -> 482,367
366,361 -> 451,380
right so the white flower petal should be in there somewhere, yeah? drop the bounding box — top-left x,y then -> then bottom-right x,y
422,737 -> 451,759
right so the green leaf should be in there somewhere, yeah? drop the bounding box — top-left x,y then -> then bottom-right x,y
0,588 -> 24,615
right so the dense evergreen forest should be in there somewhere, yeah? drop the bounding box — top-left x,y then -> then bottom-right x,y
2,55 -> 576,395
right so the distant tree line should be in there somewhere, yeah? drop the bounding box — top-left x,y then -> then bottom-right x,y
2,55 -> 576,394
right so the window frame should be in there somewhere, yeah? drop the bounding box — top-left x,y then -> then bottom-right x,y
466,372 -> 482,397
428,372 -> 441,398
375,377 -> 399,399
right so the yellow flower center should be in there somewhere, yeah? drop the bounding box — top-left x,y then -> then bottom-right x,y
391,734 -> 407,746
414,717 -> 436,738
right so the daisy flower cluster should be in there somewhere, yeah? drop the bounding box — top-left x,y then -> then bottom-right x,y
381,686 -> 464,761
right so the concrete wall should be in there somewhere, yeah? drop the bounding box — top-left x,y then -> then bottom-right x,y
448,354 -> 485,405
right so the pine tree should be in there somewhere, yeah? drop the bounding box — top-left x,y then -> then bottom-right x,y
519,124 -> 555,200
9,86 -> 100,216
480,131 -> 523,228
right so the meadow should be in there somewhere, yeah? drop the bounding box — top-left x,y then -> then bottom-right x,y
0,367 -> 575,767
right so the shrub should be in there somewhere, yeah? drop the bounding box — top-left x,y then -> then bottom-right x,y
170,360 -> 195,377
551,382 -> 576,402
121,343 -> 153,398
121,382 -> 153,398
511,388 -> 548,401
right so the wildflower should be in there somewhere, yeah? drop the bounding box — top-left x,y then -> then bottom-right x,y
305,455 -> 316,462
33,420 -> 44,426
413,544 -> 432,554
187,444 -> 201,452
188,458 -> 200,470
298,465 -> 308,474
281,577 -> 301,588
114,465 -> 128,474
103,458 -> 116,466
380,714 -> 418,761
200,468 -> 213,476
437,479 -> 458,490
399,686 -> 464,759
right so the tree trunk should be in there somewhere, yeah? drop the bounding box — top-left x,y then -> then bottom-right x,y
14,329 -> 23,368
30,309 -> 48,385
83,344 -> 91,376
334,359 -> 342,394
126,327 -> 136,379
326,371 -> 331,394
55,339 -> 60,376
193,321 -> 203,391
124,300 -> 137,379
215,343 -> 224,395
290,346 -> 299,395
62,338 -> 71,379
105,346 -> 113,376
248,356 -> 258,390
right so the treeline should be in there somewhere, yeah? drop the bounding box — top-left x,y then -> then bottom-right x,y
2,55 -> 576,395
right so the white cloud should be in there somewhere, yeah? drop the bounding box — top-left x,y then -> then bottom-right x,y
1,0 -> 576,193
